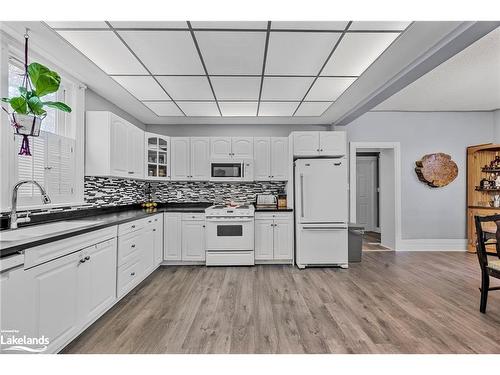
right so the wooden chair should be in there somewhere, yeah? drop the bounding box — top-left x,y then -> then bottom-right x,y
474,214 -> 500,313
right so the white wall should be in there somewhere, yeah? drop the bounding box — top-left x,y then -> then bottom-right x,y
494,109 -> 500,142
345,111 -> 495,240
85,89 -> 146,130
147,123 -> 329,137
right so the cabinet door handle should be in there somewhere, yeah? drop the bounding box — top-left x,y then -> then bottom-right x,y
130,272 -> 135,276
153,229 -> 156,232
131,244 -> 136,248
316,149 -> 320,152
131,225 -> 136,229
79,258 -> 86,264
148,220 -> 152,223
128,171 -> 134,174
84,256 -> 90,261
202,225 -> 205,228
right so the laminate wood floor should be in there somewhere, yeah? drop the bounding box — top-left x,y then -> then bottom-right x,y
63,252 -> 500,354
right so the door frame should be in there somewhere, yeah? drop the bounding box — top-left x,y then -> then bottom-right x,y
349,142 -> 401,250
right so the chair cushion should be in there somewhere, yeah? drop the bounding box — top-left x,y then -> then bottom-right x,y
488,259 -> 500,272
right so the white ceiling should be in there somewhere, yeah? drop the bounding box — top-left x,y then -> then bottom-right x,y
47,21 -> 411,118
375,26 -> 500,111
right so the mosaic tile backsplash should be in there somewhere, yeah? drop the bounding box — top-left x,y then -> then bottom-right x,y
84,176 -> 286,207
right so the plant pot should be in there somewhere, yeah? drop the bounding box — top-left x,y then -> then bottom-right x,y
12,113 -> 42,137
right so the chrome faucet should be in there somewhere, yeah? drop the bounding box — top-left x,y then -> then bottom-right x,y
10,180 -> 51,229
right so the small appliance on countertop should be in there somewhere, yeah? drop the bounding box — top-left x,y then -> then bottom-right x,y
255,194 -> 277,209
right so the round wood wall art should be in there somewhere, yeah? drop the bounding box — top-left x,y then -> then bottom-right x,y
415,153 -> 458,188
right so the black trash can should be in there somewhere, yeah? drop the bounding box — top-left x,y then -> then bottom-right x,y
348,224 -> 364,263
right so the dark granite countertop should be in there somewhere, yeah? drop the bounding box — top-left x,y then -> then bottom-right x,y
0,202 -> 213,258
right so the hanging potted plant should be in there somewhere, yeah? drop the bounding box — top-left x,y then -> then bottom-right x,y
1,31 -> 72,156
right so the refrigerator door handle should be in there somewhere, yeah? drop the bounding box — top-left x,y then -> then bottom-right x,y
300,173 -> 304,218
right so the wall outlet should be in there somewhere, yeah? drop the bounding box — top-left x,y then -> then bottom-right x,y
176,191 -> 182,199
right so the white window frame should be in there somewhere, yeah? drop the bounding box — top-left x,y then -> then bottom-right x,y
0,30 -> 85,211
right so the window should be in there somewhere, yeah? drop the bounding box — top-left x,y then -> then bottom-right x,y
5,55 -> 83,209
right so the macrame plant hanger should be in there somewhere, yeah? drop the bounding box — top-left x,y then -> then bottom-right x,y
1,29 -> 43,156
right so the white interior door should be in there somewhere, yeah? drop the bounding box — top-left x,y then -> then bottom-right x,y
296,159 -> 347,223
356,156 -> 378,232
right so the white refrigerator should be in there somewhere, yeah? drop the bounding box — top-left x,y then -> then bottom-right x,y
294,158 -> 348,268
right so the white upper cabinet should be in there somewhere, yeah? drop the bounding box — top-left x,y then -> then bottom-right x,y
292,131 -> 345,157
319,131 -> 346,156
145,133 -> 170,180
190,137 -> 210,180
254,137 -> 271,180
270,137 -> 289,180
210,137 -> 232,158
210,137 -> 254,159
293,131 -> 320,156
231,137 -> 254,158
86,111 -> 144,179
254,137 -> 288,181
171,137 -> 190,180
171,137 -> 210,180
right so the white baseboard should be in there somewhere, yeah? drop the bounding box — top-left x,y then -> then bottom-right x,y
397,239 -> 468,251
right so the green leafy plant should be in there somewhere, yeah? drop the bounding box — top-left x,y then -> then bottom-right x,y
1,62 -> 72,116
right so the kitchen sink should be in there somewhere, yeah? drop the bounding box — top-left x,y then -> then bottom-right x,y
0,220 -> 104,242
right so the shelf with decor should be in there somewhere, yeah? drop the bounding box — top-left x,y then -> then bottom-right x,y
467,143 -> 500,253
145,132 -> 170,180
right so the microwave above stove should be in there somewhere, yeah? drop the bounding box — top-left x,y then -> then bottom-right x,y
210,159 -> 253,182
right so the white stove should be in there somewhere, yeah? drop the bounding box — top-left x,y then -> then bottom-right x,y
205,204 -> 255,266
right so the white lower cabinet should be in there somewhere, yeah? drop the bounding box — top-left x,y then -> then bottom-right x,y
254,212 -> 294,262
164,212 -> 206,263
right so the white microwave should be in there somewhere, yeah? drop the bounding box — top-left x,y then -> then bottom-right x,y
210,159 -> 254,182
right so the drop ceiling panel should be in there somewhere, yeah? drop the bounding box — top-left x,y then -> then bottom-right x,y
195,31 -> 266,74
261,77 -> 314,100
57,30 -> 147,74
219,102 -> 258,116
118,30 -> 205,74
47,21 -> 109,29
349,21 -> 411,30
156,76 -> 214,100
190,21 -> 268,29
305,77 -> 356,101
266,32 -> 341,75
110,21 -> 188,28
295,101 -> 332,116
259,102 -> 299,116
178,102 -> 220,116
211,76 -> 261,100
321,32 -> 400,76
271,21 -> 349,30
112,76 -> 170,100
143,101 -> 184,116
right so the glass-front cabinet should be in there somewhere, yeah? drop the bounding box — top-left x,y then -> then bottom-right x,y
145,132 -> 170,180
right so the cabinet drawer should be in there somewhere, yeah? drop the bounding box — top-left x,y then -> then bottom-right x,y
117,232 -> 143,266
182,213 -> 205,221
118,218 -> 147,236
255,212 -> 293,220
117,255 -> 142,298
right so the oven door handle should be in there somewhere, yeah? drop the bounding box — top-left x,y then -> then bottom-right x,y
206,218 -> 254,223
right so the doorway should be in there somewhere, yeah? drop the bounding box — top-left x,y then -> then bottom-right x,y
350,142 -> 401,251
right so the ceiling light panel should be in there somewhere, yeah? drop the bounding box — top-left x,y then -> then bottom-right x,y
349,21 -> 411,30
47,21 -> 109,29
110,21 -> 188,28
321,32 -> 400,76
156,76 -> 214,100
190,21 -> 268,29
259,102 -> 299,116
210,76 -> 261,100
195,31 -> 266,74
266,32 -> 341,75
143,101 -> 184,116
112,76 -> 170,100
57,30 -> 147,74
178,102 -> 220,116
271,21 -> 349,30
118,31 -> 205,74
305,77 -> 356,101
294,101 -> 332,116
261,77 -> 314,100
219,102 -> 258,116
